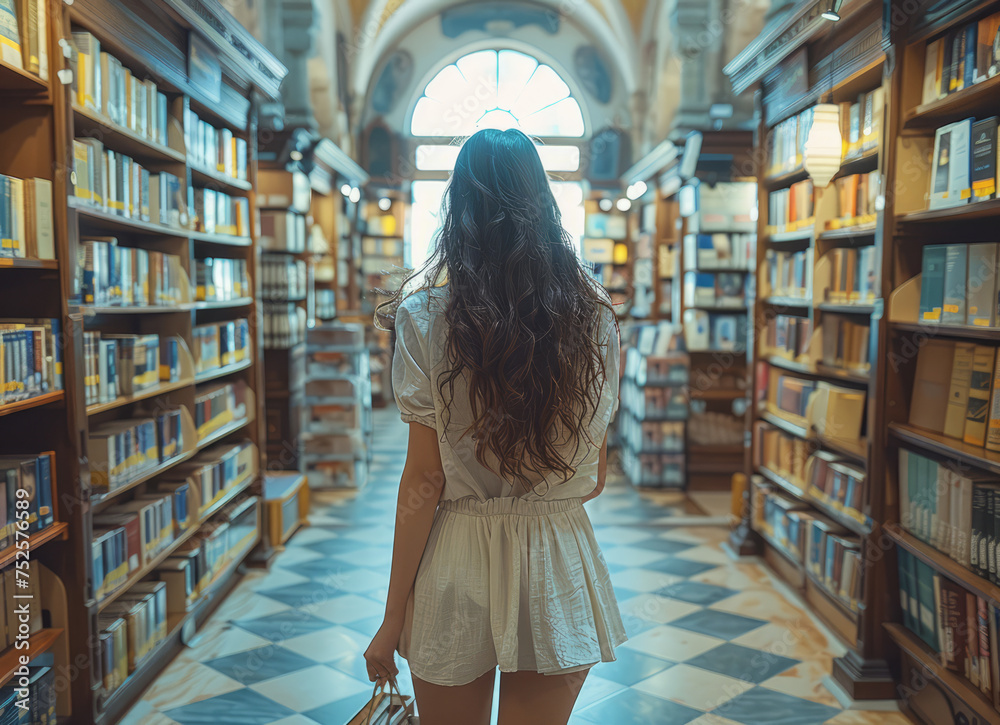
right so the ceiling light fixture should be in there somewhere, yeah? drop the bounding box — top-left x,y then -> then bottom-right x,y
616,198 -> 632,212
822,0 -> 842,21
599,198 -> 613,212
378,198 -> 392,211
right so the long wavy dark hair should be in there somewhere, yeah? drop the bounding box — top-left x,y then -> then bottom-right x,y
376,128 -> 615,492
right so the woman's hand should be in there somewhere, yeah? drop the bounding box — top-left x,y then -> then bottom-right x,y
364,618 -> 402,687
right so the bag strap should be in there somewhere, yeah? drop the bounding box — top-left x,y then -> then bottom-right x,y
363,678 -> 405,724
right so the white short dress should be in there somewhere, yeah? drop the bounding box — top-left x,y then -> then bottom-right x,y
393,287 -> 628,687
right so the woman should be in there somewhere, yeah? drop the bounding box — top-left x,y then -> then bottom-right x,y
364,128 -> 626,725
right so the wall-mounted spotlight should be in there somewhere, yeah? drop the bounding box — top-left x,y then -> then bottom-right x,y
616,198 -> 632,212
626,181 -> 648,200
349,187 -> 361,204
340,184 -> 352,197
822,0 -> 843,21
289,150 -> 303,162
599,198 -> 613,212
378,198 -> 392,212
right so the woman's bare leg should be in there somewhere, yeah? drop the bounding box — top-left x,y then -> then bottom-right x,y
411,668 -> 496,725
497,668 -> 590,725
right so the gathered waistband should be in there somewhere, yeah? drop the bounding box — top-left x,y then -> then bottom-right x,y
439,496 -> 584,517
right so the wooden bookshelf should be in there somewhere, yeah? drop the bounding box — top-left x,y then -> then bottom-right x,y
724,0 -> 895,701
19,0 -> 290,722
0,630 -> 64,684
876,0 -> 1000,718
0,523 -> 69,569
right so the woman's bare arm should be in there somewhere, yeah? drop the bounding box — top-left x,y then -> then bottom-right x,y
365,422 -> 445,684
582,432 -> 609,503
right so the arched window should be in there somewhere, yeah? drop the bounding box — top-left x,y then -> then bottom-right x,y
411,49 -> 585,138
409,49 -> 587,268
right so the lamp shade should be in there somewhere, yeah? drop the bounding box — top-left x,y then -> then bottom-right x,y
804,104 -> 843,188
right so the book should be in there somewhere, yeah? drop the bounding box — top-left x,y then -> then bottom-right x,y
943,244 -> 969,324
920,244 -> 946,323
923,38 -> 943,103
0,0 -> 21,69
944,343 -> 975,439
971,117 -> 998,202
985,351 -> 1000,452
910,339 -> 956,435
967,243 -> 999,327
965,346 -> 997,446
935,119 -> 973,209
937,575 -> 969,672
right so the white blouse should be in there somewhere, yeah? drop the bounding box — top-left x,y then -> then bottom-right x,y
393,287 -> 628,686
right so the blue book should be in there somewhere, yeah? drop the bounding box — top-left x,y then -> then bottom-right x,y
965,23 -> 977,89
36,454 -> 53,529
919,245 -> 946,323
0,175 -> 9,259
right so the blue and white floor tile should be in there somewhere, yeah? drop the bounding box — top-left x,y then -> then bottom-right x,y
123,410 -> 910,725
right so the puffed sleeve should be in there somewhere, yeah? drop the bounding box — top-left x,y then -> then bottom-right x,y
392,301 -> 437,428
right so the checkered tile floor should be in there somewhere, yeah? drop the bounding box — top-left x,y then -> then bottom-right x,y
123,410 -> 910,725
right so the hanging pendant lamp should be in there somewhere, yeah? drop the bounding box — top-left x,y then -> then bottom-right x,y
804,104 -> 843,188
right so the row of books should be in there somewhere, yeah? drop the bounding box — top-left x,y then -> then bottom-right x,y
88,407 -> 186,491
929,117 -> 998,209
920,243 -> 1000,327
260,211 -> 307,253
193,320 -> 250,376
826,246 -> 877,305
73,139 -> 187,227
154,495 -> 259,614
682,310 -> 746,352
0,318 -> 63,405
766,179 -> 814,234
263,302 -> 307,350
688,410 -> 744,448
83,333 -> 180,406
682,271 -> 746,308
620,377 -> 687,421
0,175 -> 53,260
0,0 -> 47,78
195,257 -> 249,303
622,345 -> 688,386
316,289 -> 337,320
754,421 -> 810,491
768,371 -> 866,443
191,188 -> 250,238
821,315 -> 872,372
70,32 -> 169,146
194,381 -> 248,440
921,12 -> 1000,104
183,107 -> 249,181
808,451 -> 867,524
764,315 -> 811,360
0,454 -> 55,547
898,446 -> 991,573
766,107 -> 813,179
620,448 -> 684,488
93,493 -> 177,599
362,236 -> 403,258
682,233 -> 753,272
81,239 -> 186,308
166,440 -> 256,519
618,413 -> 685,454
909,340 -> 1000,449
830,172 -> 880,229
98,581 -> 167,693
896,549 -> 1000,703
752,482 -> 862,611
262,257 -> 308,300
765,248 -> 810,300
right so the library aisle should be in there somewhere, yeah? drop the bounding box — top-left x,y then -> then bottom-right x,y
120,409 -> 908,725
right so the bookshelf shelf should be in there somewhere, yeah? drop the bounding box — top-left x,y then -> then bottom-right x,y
764,228 -> 815,245
191,298 -> 254,310
86,378 -> 194,416
884,623 -> 1000,723
763,354 -> 814,375
896,198 -> 1000,224
688,444 -> 743,455
0,390 -> 64,418
95,473 -> 255,613
817,303 -> 875,315
189,231 -> 253,247
817,225 -> 877,242
0,59 -> 48,94
885,526 -> 1000,608
763,167 -> 810,190
763,296 -> 811,308
888,423 -> 1000,477
835,149 -> 880,178
813,363 -> 870,386
0,523 -> 69,570
69,198 -> 188,237
81,305 -> 191,316
0,630 -> 63,686
760,409 -> 867,463
73,105 -> 186,164
189,163 -> 253,194
904,73 -> 1000,129
197,415 -> 252,449
686,303 -> 748,312
0,258 -> 57,269
194,358 -> 253,384
890,321 -> 1000,341
90,448 -> 199,507
688,389 -> 746,401
758,466 -> 871,536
